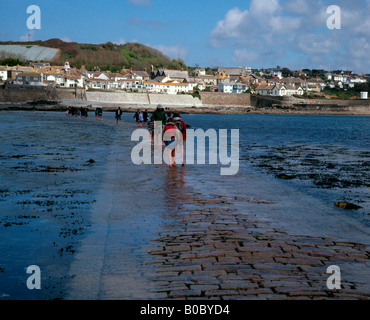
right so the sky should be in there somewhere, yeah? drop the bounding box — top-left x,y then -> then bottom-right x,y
1,0 -> 370,73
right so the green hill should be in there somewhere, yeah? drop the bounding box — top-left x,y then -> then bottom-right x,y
0,39 -> 188,72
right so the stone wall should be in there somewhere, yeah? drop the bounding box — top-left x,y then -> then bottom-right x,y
200,92 -> 251,106
0,85 -> 58,103
85,91 -> 202,107
252,95 -> 370,109
56,88 -> 86,100
86,92 -> 149,105
148,94 -> 202,107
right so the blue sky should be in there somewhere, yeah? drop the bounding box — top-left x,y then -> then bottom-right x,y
1,0 -> 370,72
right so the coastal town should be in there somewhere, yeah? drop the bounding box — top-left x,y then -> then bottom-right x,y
0,61 -> 369,99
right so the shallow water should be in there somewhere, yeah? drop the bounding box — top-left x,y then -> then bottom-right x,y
186,113 -> 370,223
0,110 -> 369,299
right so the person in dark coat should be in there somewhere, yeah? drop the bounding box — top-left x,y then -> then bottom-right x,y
116,107 -> 123,124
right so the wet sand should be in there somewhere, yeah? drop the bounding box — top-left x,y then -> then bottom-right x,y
0,111 -> 369,300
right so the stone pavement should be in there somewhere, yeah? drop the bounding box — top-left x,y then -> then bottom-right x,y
146,184 -> 370,300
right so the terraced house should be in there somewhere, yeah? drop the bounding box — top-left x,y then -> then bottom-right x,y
143,80 -> 190,94
15,72 -> 44,86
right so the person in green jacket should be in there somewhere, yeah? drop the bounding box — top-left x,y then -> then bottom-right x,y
151,104 -> 166,125
151,104 -> 166,145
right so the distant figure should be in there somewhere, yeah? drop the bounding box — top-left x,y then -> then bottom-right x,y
95,107 -> 103,120
133,110 -> 140,126
173,112 -> 187,166
115,107 -> 122,124
66,107 -> 70,117
138,111 -> 144,127
143,109 -> 149,126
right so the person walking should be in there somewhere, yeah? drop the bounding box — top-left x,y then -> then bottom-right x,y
173,112 -> 187,166
138,110 -> 144,127
143,109 -> 149,126
115,107 -> 123,124
163,117 -> 177,168
133,110 -> 140,126
95,107 -> 103,120
151,104 -> 166,125
151,104 -> 166,145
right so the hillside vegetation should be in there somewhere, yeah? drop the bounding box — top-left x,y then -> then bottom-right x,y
0,39 -> 188,72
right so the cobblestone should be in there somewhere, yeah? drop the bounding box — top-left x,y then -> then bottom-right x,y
146,187 -> 370,300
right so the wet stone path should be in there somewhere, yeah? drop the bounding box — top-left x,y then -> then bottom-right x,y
146,190 -> 370,300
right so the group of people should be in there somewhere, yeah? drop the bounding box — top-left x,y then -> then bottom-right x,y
66,106 -> 90,118
147,104 -> 187,167
133,109 -> 149,126
65,104 -> 187,167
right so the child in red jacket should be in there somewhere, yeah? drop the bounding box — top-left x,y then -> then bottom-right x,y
173,113 -> 186,166
163,118 -> 177,167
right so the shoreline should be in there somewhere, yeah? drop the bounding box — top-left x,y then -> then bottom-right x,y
1,101 -> 369,116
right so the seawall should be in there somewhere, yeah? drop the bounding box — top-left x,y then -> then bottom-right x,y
0,84 -> 59,103
84,91 -> 202,108
0,86 -> 369,115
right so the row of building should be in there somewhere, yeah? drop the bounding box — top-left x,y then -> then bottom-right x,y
0,62 -> 368,97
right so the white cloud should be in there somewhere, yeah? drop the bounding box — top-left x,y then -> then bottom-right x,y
209,7 -> 251,48
250,0 -> 280,17
61,36 -> 72,42
297,34 -> 341,55
152,44 -> 189,60
19,30 -> 35,42
115,37 -> 126,45
283,0 -> 311,15
209,0 -> 370,72
232,49 -> 260,65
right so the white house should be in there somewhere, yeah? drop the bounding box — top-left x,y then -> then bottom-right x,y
256,84 -> 274,95
57,75 -> 84,88
325,72 -> 333,80
350,77 -> 367,84
0,66 -> 8,81
87,78 -> 112,90
218,81 -> 234,93
194,68 -> 206,76
232,82 -> 247,93
144,81 -> 190,94
153,69 -> 190,83
271,84 -> 304,96
272,85 -> 287,96
115,79 -> 142,90
333,74 -> 344,82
